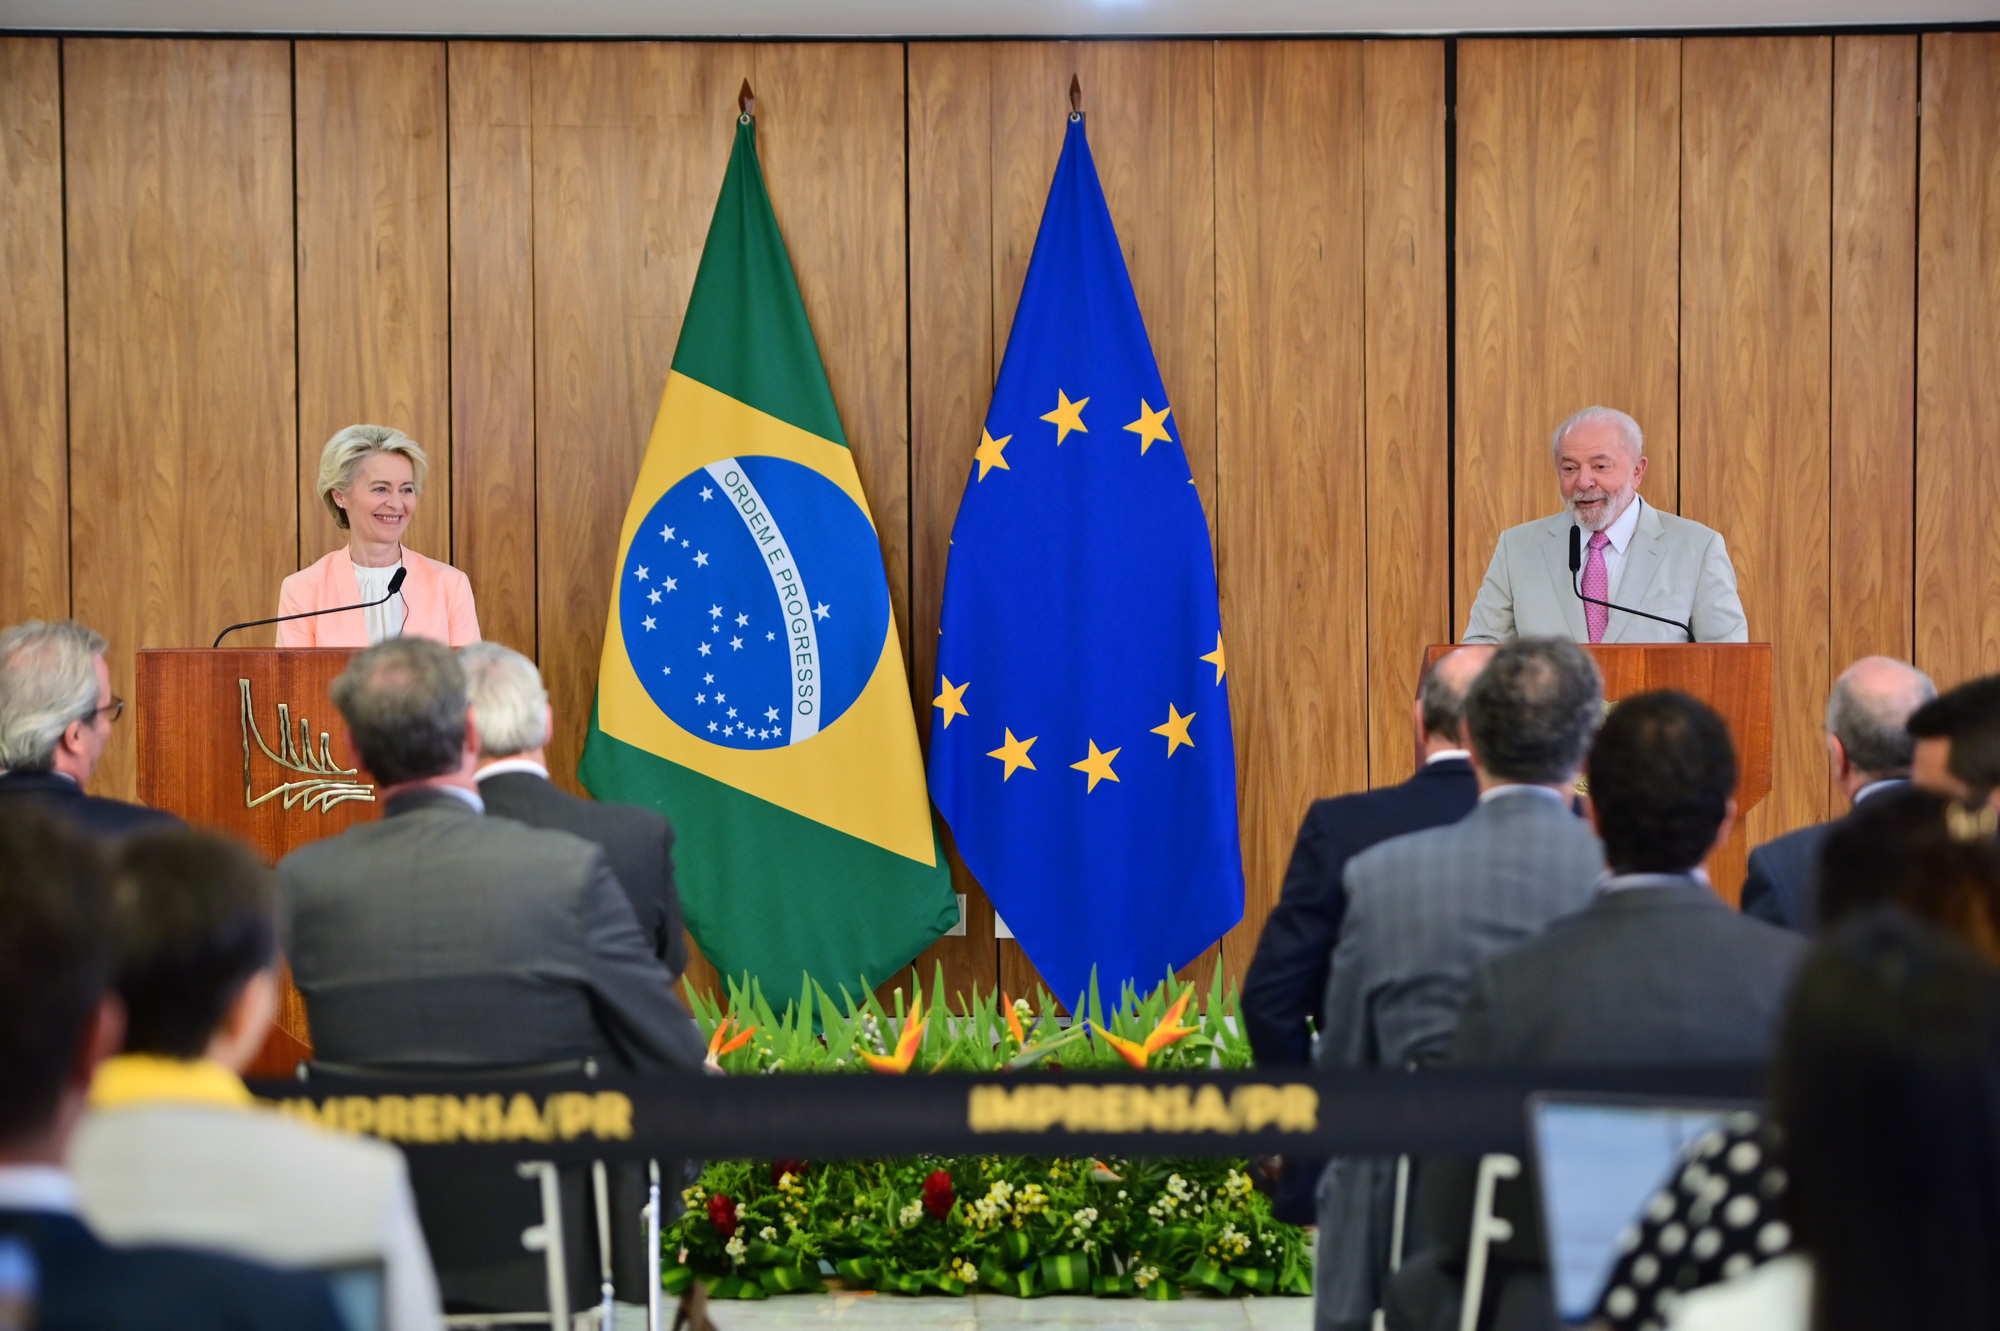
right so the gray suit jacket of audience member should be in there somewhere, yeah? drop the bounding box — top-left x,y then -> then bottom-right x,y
72,1101 -> 442,1331
279,788 -> 706,1073
1313,789 -> 1605,1331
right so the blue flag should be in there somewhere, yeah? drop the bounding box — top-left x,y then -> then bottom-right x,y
927,116 -> 1245,1002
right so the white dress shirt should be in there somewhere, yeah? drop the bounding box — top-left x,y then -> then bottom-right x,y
0,1163 -> 77,1214
475,758 -> 551,782
1595,492 -> 1646,601
1477,783 -> 1572,806
351,560 -> 408,645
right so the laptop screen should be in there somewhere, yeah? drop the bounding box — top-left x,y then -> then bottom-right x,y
1528,1094 -> 1753,1324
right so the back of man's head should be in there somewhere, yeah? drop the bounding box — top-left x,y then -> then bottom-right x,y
0,807 -> 113,1147
460,642 -> 552,761
1587,690 -> 1737,875
1826,656 -> 1936,780
1464,637 -> 1603,785
1909,675 -> 2000,802
330,637 -> 468,786
0,620 -> 107,774
1420,645 -> 1495,744
111,829 -> 277,1061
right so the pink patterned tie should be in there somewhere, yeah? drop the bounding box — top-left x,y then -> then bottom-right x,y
1581,529 -> 1610,643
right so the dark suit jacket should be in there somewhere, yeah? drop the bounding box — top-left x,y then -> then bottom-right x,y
478,769 -> 689,979
1397,880 -> 1807,1331
1242,757 -> 1479,1068
279,787 -> 706,1073
1740,779 -> 1906,933
0,1208 -> 343,1331
0,770 -> 178,841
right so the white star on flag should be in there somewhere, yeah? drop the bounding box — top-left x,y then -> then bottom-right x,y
813,602 -> 831,621
694,551 -> 710,567
634,566 -> 648,580
642,616 -> 656,631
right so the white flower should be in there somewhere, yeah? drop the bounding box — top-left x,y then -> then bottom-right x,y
724,1235 -> 746,1267
1133,1264 -> 1160,1290
898,1200 -> 925,1229
759,1226 -> 776,1241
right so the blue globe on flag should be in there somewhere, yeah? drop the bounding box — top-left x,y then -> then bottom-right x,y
620,455 -> 890,751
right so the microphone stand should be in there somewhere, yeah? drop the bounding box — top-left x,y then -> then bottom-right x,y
213,567 -> 407,647
1569,525 -> 1694,643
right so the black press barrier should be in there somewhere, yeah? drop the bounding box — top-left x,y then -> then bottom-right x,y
247,1063 -> 1766,1163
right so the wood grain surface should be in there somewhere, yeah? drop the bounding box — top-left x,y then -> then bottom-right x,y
64,39 -> 299,802
1917,33 -> 2000,690
448,42 -> 538,659
1363,40 -> 1451,788
294,42 -> 451,570
1831,36 -> 1918,669
0,39 -> 69,628
1680,36 -> 1834,847
1455,39 -> 1682,623
1215,40 -> 1369,990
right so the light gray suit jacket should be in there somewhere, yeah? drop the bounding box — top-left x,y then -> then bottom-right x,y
1462,499 -> 1749,645
1311,790 -> 1605,1331
280,788 -> 706,1073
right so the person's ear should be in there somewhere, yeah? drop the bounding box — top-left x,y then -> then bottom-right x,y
1704,797 -> 1740,868
208,969 -> 279,1073
462,708 -> 482,763
76,994 -> 125,1090
1825,732 -> 1847,783
1631,454 -> 1649,489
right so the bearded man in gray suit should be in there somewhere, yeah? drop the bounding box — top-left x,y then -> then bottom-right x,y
1313,638 -> 1607,1331
1462,407 -> 1748,645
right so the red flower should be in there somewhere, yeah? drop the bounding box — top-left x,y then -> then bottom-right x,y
707,1192 -> 738,1238
772,1158 -> 808,1186
922,1169 -> 954,1221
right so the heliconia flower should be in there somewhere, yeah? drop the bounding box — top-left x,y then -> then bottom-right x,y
861,992 -> 927,1074
707,1192 -> 738,1238
1089,985 -> 1200,1070
1088,1160 -> 1124,1183
1002,991 -> 1027,1044
922,1169 -> 955,1221
704,1017 -> 760,1071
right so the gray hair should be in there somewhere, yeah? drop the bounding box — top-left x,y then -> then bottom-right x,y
1550,405 -> 1644,462
1465,637 -> 1605,785
460,642 -> 552,760
0,621 -> 108,773
1826,656 -> 1937,779
329,638 -> 466,786
316,425 -> 429,529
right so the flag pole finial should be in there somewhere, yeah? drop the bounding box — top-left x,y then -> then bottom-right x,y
739,79 -> 755,121
1068,74 -> 1082,122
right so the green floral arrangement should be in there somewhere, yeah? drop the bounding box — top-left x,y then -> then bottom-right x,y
661,967 -> 1314,1300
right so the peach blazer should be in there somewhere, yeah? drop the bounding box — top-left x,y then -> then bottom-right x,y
276,547 -> 481,648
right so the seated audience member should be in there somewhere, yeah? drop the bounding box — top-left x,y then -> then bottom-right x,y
0,621 -> 176,839
1595,784 -> 2000,1331
462,642 -> 688,980
1668,909 -> 2000,1331
71,827 -> 442,1331
1742,656 -> 1934,932
1392,692 -> 1807,1331
0,808 -> 342,1331
279,638 -> 705,1072
1909,672 -> 2000,807
1243,644 -> 1492,1223
1315,637 -> 1608,1331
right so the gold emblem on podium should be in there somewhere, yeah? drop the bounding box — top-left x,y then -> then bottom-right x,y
239,679 -> 374,812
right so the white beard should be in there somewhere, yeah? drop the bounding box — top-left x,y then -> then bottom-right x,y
1566,484 -> 1635,533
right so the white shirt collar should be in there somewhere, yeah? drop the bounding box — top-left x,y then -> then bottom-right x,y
1597,492 -> 1644,554
1478,783 -> 1571,805
1601,868 -> 1711,893
1853,778 -> 1905,807
0,1164 -> 77,1214
1424,749 -> 1471,766
433,784 -> 486,814
477,758 -> 551,782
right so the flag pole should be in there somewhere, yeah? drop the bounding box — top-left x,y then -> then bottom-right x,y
1068,74 -> 1083,124
739,78 -> 755,121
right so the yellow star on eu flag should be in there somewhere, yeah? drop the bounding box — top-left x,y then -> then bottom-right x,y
1151,703 -> 1195,756
1124,399 -> 1173,455
1070,739 -> 1121,792
1201,634 -> 1226,684
934,677 -> 970,728
1041,389 -> 1089,444
987,728 -> 1038,780
973,429 -> 1012,481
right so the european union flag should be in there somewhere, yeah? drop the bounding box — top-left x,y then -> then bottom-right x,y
927,114 -> 1244,1003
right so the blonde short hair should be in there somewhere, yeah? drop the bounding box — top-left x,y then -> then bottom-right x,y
317,425 -> 429,529
460,642 -> 552,759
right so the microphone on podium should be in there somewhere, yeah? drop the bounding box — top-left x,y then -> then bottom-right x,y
212,567 -> 406,648
1569,524 -> 1694,642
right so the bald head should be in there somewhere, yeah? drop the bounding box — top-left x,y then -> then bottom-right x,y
1826,656 -> 1936,797
1419,645 -> 1497,750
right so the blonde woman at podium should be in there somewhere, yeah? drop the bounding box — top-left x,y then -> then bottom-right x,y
277,425 -> 481,648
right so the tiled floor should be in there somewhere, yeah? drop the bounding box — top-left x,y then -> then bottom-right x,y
701,1291 -> 1312,1329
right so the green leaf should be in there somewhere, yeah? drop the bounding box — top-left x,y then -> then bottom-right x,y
705,1274 -> 767,1300
754,1264 -> 824,1294
1184,1256 -> 1237,1296
661,1263 -> 695,1296
833,1257 -> 880,1289
1038,1252 -> 1092,1292
1141,1276 -> 1182,1300
1092,1273 -> 1137,1298
999,1229 -> 1032,1267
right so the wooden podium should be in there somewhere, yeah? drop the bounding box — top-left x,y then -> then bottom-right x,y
1425,643 -> 1773,902
136,648 -> 368,1075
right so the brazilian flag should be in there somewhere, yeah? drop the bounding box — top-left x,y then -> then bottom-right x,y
582,108 -> 956,994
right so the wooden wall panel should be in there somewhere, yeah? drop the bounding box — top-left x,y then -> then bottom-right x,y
1363,40 -> 1451,787
0,38 -> 69,628
449,42 -> 538,658
1680,36 -> 1834,855
1216,41 -> 1369,987
1832,36 -> 1917,671
908,43 -> 1000,999
64,38 -> 298,801
295,42 -> 451,571
1455,38 -> 1681,624
1917,34 -> 2000,689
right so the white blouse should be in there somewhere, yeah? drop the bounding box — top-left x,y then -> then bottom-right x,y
1668,1254 -> 1811,1331
352,560 -> 408,645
